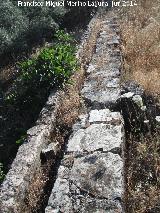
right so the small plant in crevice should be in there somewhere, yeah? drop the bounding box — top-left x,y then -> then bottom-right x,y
16,135 -> 27,145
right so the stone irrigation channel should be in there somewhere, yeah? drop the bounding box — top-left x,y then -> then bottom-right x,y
0,10 -> 125,213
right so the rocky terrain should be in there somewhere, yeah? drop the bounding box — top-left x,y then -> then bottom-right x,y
0,6 -> 160,213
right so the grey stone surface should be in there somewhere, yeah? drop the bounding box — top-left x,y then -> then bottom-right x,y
70,152 -> 123,198
1,11 -> 125,213
1,11 -> 113,213
132,95 -> 143,107
82,86 -> 120,107
45,151 -> 124,213
121,80 -> 144,96
156,116 -> 160,123
81,17 -> 121,109
67,123 -> 123,153
46,108 -> 124,213
121,92 -> 134,99
156,116 -> 160,128
89,109 -> 122,124
42,142 -> 60,155
0,91 -> 60,212
0,131 -> 48,212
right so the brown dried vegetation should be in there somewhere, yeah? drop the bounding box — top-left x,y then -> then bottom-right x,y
119,1 -> 160,212
120,0 -> 160,97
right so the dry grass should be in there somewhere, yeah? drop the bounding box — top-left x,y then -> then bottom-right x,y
119,1 -> 160,212
120,0 -> 160,97
21,158 -> 56,213
126,132 -> 160,213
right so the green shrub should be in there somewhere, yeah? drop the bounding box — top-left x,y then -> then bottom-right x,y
5,30 -> 78,104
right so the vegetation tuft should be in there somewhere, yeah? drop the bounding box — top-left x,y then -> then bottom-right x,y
120,0 -> 160,98
5,30 -> 78,105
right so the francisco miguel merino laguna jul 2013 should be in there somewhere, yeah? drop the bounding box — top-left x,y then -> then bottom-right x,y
17,1 -> 109,7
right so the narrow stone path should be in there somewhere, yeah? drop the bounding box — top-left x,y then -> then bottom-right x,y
45,11 -> 125,213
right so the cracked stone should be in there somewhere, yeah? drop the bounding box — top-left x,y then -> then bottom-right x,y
45,152 -> 124,213
81,86 -> 120,108
67,123 -> 123,153
45,178 -> 72,213
89,109 -> 122,124
70,152 -> 123,199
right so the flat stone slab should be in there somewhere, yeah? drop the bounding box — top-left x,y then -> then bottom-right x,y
45,152 -> 123,213
70,152 -> 123,198
45,109 -> 124,213
67,123 -> 123,153
89,109 -> 122,124
81,63 -> 121,107
82,87 -> 120,107
67,109 -> 123,153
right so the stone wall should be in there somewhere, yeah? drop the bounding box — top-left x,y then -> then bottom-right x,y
0,11 -> 102,212
45,10 -> 125,213
0,9 -> 126,213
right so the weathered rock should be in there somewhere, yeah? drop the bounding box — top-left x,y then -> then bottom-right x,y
121,92 -> 134,99
41,142 -> 60,161
155,116 -> 160,128
132,95 -> 144,108
0,91 -> 61,212
156,116 -> 160,123
0,127 -> 50,212
70,152 -> 123,199
121,81 -> 144,96
89,109 -> 122,124
67,123 -> 123,153
45,151 -> 124,213
46,108 -> 124,212
1,12 -> 125,213
81,16 -> 121,109
82,86 -> 120,108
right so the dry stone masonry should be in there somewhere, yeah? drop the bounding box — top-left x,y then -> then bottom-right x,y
81,15 -> 121,109
0,10 -> 103,212
45,12 -> 125,213
45,109 -> 124,212
0,10 -> 125,213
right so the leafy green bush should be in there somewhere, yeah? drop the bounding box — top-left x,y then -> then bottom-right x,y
5,30 -> 78,104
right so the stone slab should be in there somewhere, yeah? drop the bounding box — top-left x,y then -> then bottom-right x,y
82,86 -> 120,107
45,152 -> 124,213
67,123 -> 123,153
89,109 -> 122,124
